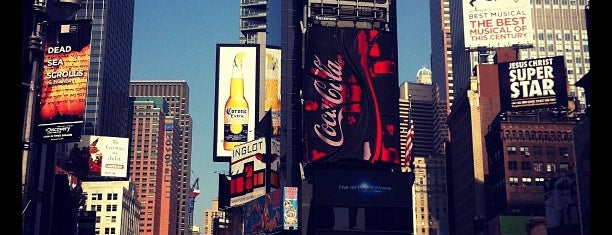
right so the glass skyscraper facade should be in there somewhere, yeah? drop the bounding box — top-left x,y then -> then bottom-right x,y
74,0 -> 135,138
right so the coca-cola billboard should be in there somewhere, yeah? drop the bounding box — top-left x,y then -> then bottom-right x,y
303,25 -> 400,165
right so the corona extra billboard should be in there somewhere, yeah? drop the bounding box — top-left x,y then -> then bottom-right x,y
214,44 -> 259,162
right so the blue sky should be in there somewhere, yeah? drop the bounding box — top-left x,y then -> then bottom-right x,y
130,0 -> 430,230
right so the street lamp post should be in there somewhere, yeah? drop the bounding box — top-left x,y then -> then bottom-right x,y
22,2 -> 48,234
22,1 -> 81,234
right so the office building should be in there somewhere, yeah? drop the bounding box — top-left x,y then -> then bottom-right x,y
446,56 -> 508,234
429,0 -> 456,111
400,76 -> 448,235
191,225 -> 202,235
81,180 -> 141,235
129,97 -> 171,234
204,198 -> 226,235
74,0 -> 136,138
239,0 -> 281,46
130,81 -> 194,234
446,0 -> 590,115
485,112 -> 579,234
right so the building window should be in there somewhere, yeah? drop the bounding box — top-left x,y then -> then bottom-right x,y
92,193 -> 102,200
535,177 -> 545,186
560,163 -> 570,172
521,161 -> 531,171
533,162 -> 543,172
107,193 -> 118,200
559,147 -> 569,158
507,146 -> 517,155
546,163 -> 556,172
546,147 -> 555,157
522,177 -> 532,186
509,177 -> 519,186
532,146 -> 542,156
508,161 -> 518,170
520,146 -> 530,156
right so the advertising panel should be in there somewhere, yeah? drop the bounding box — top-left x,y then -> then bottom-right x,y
243,189 -> 284,235
303,25 -> 400,165
544,174 -> 580,234
314,169 -> 412,207
56,135 -> 129,179
462,0 -> 534,48
265,47 -> 282,138
269,138 -> 281,190
230,138 -> 267,207
214,44 -> 259,162
37,19 -> 92,143
498,56 -> 568,111
282,187 -> 299,230
163,122 -> 178,176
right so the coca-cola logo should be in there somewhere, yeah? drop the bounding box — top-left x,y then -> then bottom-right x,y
311,55 -> 345,147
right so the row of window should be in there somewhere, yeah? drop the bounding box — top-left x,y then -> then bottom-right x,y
509,177 -> 546,187
504,130 -> 573,142
507,146 -> 570,157
89,204 -> 117,212
91,193 -> 118,200
93,227 -> 117,235
507,161 -> 571,172
532,0 -> 587,5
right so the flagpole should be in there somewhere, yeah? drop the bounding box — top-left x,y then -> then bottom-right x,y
408,94 -> 413,172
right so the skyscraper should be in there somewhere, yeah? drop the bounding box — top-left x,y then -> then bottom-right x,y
74,0 -> 136,138
400,77 -> 449,235
203,198 -> 225,235
129,96 -> 170,234
429,0 -> 456,111
130,80 -> 194,234
446,57 -> 508,235
446,0 -> 590,114
239,0 -> 281,46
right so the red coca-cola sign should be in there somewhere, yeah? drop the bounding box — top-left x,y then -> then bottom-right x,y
303,26 -> 400,165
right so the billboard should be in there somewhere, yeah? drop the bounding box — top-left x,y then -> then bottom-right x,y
313,169 -> 412,207
269,138 -> 281,190
243,189 -> 283,235
56,135 -> 129,179
498,56 -> 568,111
462,0 -> 534,48
264,46 -> 282,137
243,187 -> 299,235
37,19 -> 92,143
283,187 -> 299,230
230,137 -> 267,207
544,174 -> 580,234
214,44 -> 259,162
303,25 -> 400,165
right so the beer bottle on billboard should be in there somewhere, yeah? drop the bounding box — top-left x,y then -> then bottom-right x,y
265,52 -> 281,136
224,52 -> 249,150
